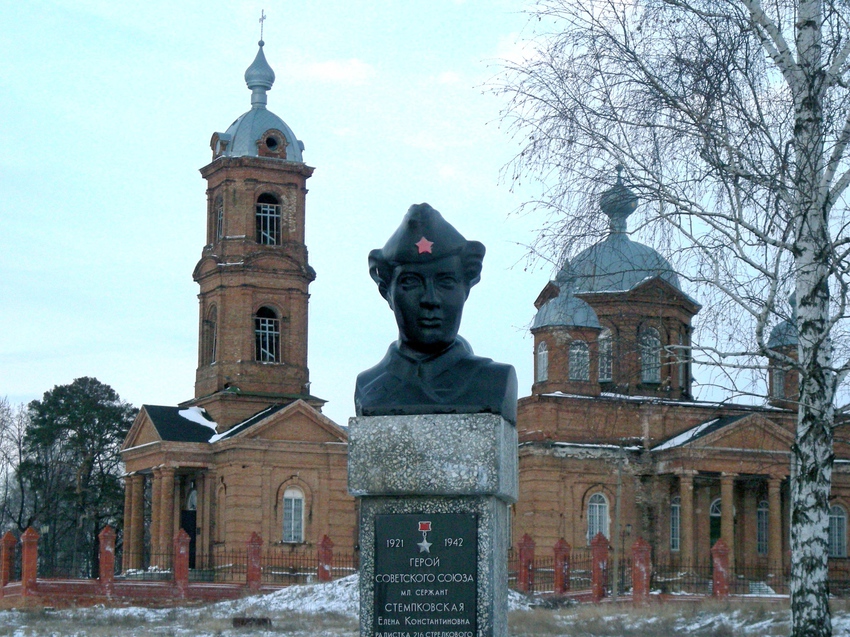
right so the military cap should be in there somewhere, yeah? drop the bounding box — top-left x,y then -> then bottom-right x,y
369,203 -> 486,294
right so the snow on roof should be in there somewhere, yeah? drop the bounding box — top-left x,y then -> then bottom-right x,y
539,391 -> 782,411
652,415 -> 747,451
178,406 -> 217,432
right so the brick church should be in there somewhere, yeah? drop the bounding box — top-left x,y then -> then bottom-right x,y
120,41 -> 850,574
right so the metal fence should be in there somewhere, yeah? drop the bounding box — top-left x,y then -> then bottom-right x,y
117,550 -> 175,581
569,546 -> 594,593
652,561 -> 714,595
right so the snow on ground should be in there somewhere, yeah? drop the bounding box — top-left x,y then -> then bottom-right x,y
2,576 -> 850,636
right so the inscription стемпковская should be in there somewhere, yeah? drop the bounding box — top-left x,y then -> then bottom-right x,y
374,513 -> 477,637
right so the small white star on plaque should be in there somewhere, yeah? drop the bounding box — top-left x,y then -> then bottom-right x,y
417,537 -> 432,553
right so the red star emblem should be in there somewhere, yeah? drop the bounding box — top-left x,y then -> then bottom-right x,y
415,236 -> 434,254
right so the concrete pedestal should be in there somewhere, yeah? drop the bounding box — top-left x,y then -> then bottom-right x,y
349,413 -> 517,637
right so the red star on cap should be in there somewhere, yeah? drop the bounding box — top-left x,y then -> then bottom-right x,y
415,236 -> 434,254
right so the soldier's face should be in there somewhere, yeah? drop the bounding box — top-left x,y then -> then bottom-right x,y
388,256 -> 468,354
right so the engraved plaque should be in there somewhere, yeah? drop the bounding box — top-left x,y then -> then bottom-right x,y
374,513 -> 477,636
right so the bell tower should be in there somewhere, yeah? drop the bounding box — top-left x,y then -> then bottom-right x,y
189,40 -> 318,429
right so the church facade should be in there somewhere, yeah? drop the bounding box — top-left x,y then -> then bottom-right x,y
512,175 -> 850,573
120,41 -> 850,579
120,42 -> 358,571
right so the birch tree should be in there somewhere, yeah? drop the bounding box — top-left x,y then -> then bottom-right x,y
497,1 -> 850,634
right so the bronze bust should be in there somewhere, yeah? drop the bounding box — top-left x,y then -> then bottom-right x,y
355,203 -> 517,424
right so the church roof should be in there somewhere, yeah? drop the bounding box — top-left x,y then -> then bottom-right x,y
651,414 -> 747,451
570,233 -> 681,294
142,405 -> 218,443
209,403 -> 289,442
214,41 -> 304,162
532,269 -> 600,330
573,168 -> 681,293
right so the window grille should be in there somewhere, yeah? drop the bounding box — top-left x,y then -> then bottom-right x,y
256,193 -> 281,245
830,505 -> 847,557
536,341 -> 548,382
670,496 -> 681,552
640,327 -> 661,383
254,306 -> 280,362
773,367 -> 786,399
283,487 -> 304,543
587,493 -> 609,543
569,340 -> 590,381
599,330 -> 612,382
757,500 -> 769,555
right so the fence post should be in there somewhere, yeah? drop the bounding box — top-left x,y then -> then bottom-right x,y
98,526 -> 116,595
711,538 -> 730,597
1,531 -> 17,596
318,535 -> 334,582
517,534 -> 535,593
631,537 -> 651,603
246,532 -> 263,592
553,539 -> 571,594
591,532 -> 608,603
20,527 -> 39,597
173,529 -> 190,599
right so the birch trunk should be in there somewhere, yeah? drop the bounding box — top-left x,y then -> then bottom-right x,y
788,1 -> 835,634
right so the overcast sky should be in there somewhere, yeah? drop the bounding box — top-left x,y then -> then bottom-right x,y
0,0 -> 563,426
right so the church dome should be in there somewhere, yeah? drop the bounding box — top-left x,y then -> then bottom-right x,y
213,41 -> 304,163
571,167 -> 680,293
768,293 -> 798,349
571,234 -> 681,293
532,267 -> 601,329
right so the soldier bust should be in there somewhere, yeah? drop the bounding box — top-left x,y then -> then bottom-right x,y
355,203 -> 518,424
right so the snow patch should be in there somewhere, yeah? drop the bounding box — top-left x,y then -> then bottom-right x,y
177,406 -> 217,432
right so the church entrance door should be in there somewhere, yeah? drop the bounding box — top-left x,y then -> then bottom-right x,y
180,510 -> 197,569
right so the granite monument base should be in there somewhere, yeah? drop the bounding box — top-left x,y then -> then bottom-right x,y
348,414 -> 518,637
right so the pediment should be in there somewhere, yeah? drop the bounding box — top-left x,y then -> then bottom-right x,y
654,413 -> 794,454
122,407 -> 162,451
224,400 -> 347,444
628,277 -> 701,312
192,255 -> 222,279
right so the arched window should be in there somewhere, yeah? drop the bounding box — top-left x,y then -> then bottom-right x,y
256,193 -> 281,245
677,332 -> 688,390
773,367 -> 786,399
587,493 -> 609,543
283,487 -> 304,543
536,341 -> 549,383
757,500 -> 769,555
709,498 -> 722,548
670,496 -> 681,552
640,327 -> 661,384
599,329 -> 613,383
203,306 -> 217,365
710,498 -> 722,517
830,505 -> 847,557
215,195 -> 224,240
569,340 -> 590,381
254,306 -> 280,362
